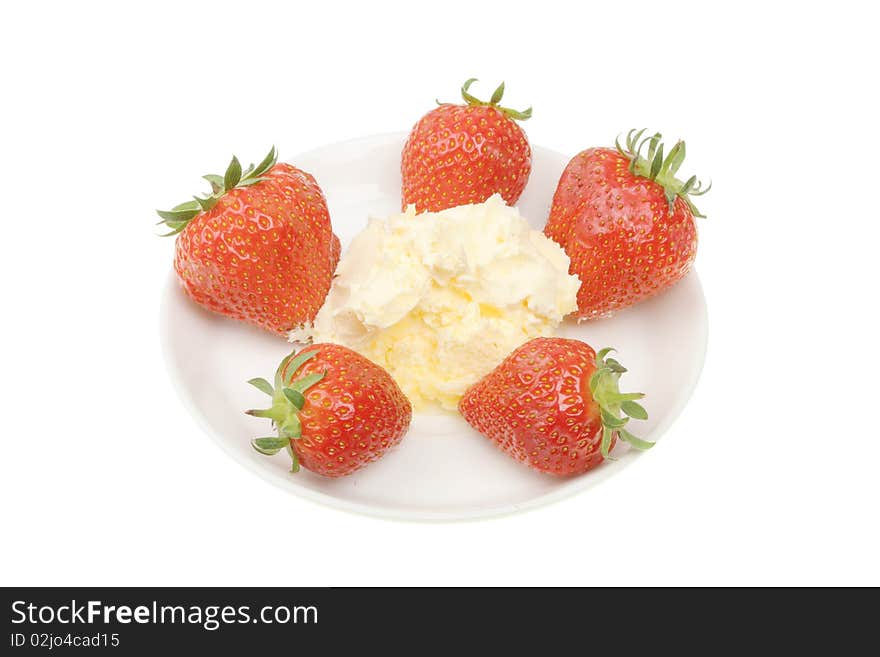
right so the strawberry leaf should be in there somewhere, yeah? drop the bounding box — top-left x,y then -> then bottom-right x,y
237,177 -> 266,188
290,372 -> 326,394
604,358 -> 627,373
282,387 -> 306,410
460,77 -> 480,105
589,367 -> 609,395
650,143 -> 664,180
664,141 -> 686,177
596,347 -> 615,361
600,408 -> 628,429
646,133 -> 661,163
247,378 -> 274,396
288,446 -> 300,473
600,426 -> 614,460
158,218 -> 188,231
251,437 -> 289,455
282,349 -> 320,385
274,351 -> 299,388
171,200 -> 201,212
252,146 -> 277,178
156,208 -> 199,222
193,195 -> 218,212
202,174 -> 224,190
279,414 -> 302,439
621,400 -> 648,420
490,81 -> 505,104
224,155 -> 242,190
619,429 -> 654,450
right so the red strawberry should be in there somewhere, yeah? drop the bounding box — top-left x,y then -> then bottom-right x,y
401,78 -> 532,213
544,130 -> 711,319
459,337 -> 652,476
246,344 -> 412,477
157,147 -> 340,335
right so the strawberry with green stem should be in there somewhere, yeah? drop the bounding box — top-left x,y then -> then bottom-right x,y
401,78 -> 532,213
157,147 -> 340,335
246,344 -> 412,477
459,337 -> 652,476
545,129 -> 711,319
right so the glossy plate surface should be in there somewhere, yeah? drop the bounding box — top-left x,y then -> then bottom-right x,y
160,133 -> 708,521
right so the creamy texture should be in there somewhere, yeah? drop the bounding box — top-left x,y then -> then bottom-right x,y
290,194 -> 581,410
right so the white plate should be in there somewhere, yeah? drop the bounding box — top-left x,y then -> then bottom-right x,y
160,133 -> 708,521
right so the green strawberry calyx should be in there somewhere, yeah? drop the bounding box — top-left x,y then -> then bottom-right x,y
155,146 -> 278,236
438,78 -> 532,121
615,129 -> 711,218
589,347 -> 654,460
245,348 -> 327,473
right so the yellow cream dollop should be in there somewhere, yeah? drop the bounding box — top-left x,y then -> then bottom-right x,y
290,194 -> 581,410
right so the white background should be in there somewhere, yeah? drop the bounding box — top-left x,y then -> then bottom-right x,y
2,1 -> 878,586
